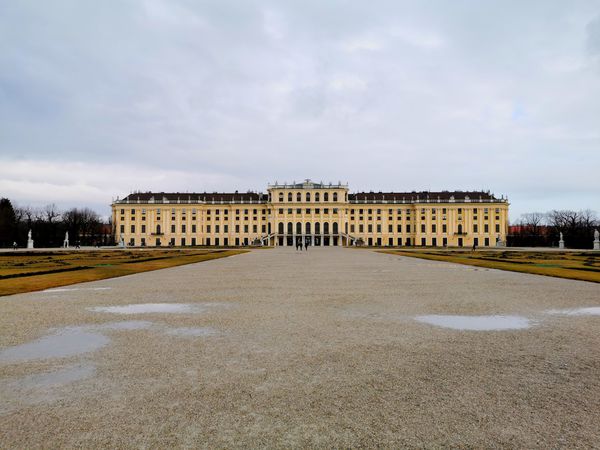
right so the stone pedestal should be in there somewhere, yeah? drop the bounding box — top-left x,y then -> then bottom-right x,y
559,240 -> 565,249
27,239 -> 34,249
594,240 -> 600,250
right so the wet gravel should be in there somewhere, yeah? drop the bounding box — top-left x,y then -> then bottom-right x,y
1,247 -> 600,447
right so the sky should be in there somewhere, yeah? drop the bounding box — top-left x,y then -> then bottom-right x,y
1,0 -> 599,221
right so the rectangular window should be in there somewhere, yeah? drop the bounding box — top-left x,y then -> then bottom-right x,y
442,224 -> 447,233
244,225 -> 249,233
397,224 -> 402,233
235,225 -> 240,233
495,224 -> 500,233
377,224 -> 381,233
192,224 -> 196,233
397,237 -> 402,246
432,237 -> 437,246
484,224 -> 489,233
215,225 -> 220,233
432,224 -> 436,233
171,224 -> 175,233
131,225 -> 135,233
350,225 -> 355,232
120,224 -> 124,233
262,224 -> 266,233
407,224 -> 411,233
359,224 -> 364,233
473,224 -> 478,233
296,208 -> 301,214
141,225 -> 146,233
182,224 -> 186,233
421,224 -> 426,233
421,237 -> 426,246
388,224 -> 393,232
253,225 -> 257,233
207,225 -> 211,233
215,238 -> 220,246
324,208 -> 329,214
368,224 -> 373,233
224,225 -> 228,233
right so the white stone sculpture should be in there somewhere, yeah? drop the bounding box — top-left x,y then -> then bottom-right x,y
27,229 -> 34,249
64,231 -> 69,248
559,232 -> 565,249
594,229 -> 599,250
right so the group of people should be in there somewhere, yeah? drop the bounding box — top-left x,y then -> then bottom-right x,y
295,240 -> 309,251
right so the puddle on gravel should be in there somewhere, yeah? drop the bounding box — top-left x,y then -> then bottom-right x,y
17,363 -> 95,388
42,287 -> 112,293
415,314 -> 532,331
0,328 -> 110,363
546,307 -> 600,316
165,327 -> 218,337
0,363 -> 96,414
96,320 -> 154,330
89,303 -> 210,314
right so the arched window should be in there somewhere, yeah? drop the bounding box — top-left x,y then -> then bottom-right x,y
287,222 -> 293,234
288,192 -> 292,202
306,192 -> 311,202
324,222 -> 330,234
279,193 -> 284,202
333,222 -> 339,234
315,192 -> 320,202
324,192 -> 329,202
296,222 -> 302,234
333,193 -> 338,202
296,192 -> 301,202
278,222 -> 284,234
305,222 -> 311,234
156,224 -> 161,234
315,222 -> 321,234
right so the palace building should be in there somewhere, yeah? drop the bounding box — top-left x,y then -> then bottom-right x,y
112,180 -> 509,248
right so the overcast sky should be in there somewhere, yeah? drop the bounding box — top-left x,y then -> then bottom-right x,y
1,0 -> 599,220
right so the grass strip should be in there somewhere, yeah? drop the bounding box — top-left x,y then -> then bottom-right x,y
380,249 -> 600,284
0,249 -> 247,296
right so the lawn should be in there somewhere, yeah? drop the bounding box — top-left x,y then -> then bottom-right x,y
380,248 -> 600,283
0,248 -> 246,296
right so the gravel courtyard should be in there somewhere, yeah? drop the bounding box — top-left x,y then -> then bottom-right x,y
1,247 -> 600,448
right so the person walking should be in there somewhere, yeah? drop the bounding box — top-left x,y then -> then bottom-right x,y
13,241 -> 17,250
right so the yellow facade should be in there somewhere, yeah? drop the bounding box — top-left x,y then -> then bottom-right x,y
112,180 -> 509,248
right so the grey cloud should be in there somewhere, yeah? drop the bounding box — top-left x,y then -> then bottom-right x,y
0,0 -> 599,219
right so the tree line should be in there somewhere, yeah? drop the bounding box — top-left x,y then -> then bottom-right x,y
509,209 -> 598,249
0,198 -> 113,248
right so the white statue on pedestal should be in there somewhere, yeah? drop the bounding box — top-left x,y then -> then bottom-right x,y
27,229 -> 34,249
594,229 -> 599,250
64,231 -> 69,248
559,232 -> 565,249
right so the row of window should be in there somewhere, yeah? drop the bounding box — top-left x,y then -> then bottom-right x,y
120,206 -> 503,217
121,224 -> 268,234
277,192 -> 345,202
126,236 -> 493,247
121,222 -> 502,235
